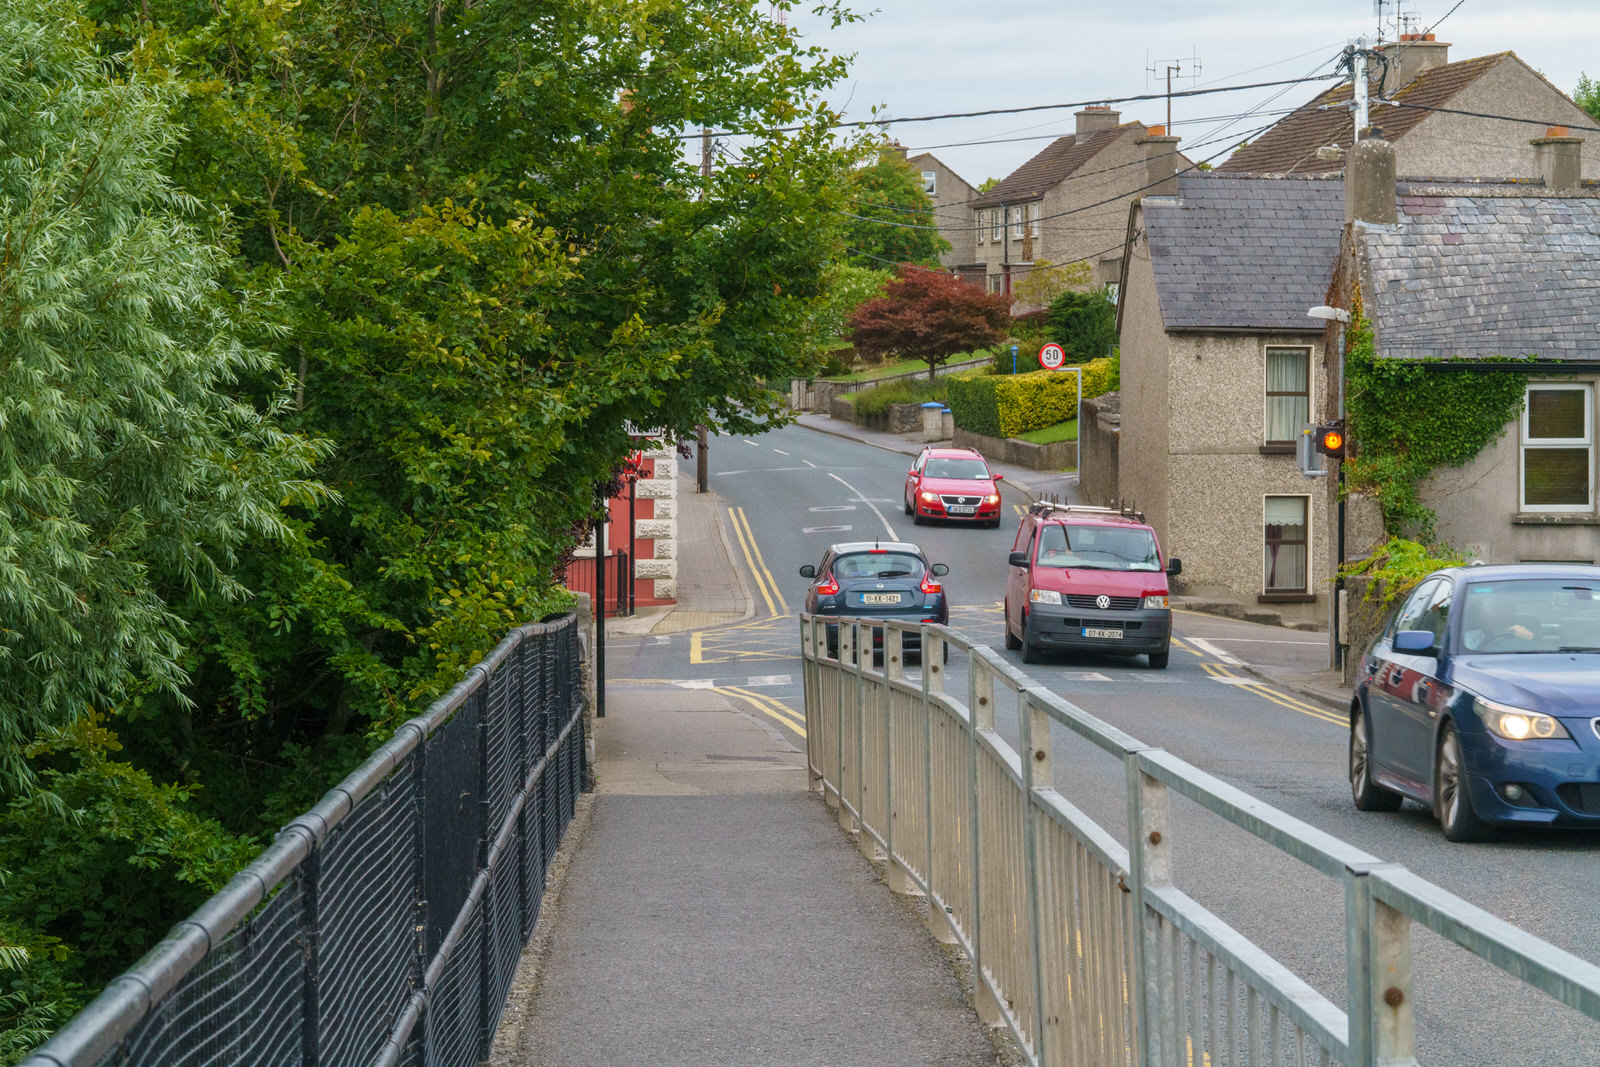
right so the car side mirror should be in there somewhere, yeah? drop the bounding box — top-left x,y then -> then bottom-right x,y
1008,551 -> 1028,568
1166,557 -> 1182,577
799,564 -> 816,578
992,473 -> 1003,481
931,563 -> 949,577
1393,629 -> 1437,655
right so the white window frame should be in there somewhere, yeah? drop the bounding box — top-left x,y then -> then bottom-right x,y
1011,206 -> 1023,240
1028,202 -> 1040,237
976,209 -> 985,244
922,170 -> 937,196
1262,345 -> 1313,446
1263,494 -> 1312,595
1520,382 -> 1594,512
991,210 -> 1004,243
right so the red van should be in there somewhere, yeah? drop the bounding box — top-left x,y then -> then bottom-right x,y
1003,502 -> 1181,668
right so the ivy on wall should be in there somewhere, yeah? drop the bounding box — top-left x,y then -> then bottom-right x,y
1344,290 -> 1531,540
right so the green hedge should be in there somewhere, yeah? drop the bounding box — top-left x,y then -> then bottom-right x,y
948,356 -> 1118,438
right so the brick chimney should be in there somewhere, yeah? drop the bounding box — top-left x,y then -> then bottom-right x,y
1139,126 -> 1182,196
1075,105 -> 1121,144
1346,129 -> 1397,225
1531,127 -> 1583,192
1377,34 -> 1450,96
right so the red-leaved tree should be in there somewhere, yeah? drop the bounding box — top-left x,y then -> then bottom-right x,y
846,265 -> 1013,379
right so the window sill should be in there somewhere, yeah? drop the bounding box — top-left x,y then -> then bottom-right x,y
1512,512 -> 1599,525
1259,443 -> 1296,455
1259,592 -> 1316,603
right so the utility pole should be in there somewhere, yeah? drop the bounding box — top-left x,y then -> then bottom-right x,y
697,127 -> 711,493
1145,53 -> 1201,133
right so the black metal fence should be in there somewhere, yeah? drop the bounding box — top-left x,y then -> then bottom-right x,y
561,551 -> 632,617
23,613 -> 588,1067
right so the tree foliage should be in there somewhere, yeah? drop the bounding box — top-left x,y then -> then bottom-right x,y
842,144 -> 949,268
1012,259 -> 1093,311
1046,285 -> 1119,365
1576,73 -> 1600,122
847,265 -> 1011,379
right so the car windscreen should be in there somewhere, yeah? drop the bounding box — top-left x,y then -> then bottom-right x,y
923,457 -> 991,480
832,552 -> 925,581
1035,524 -> 1161,571
1459,578 -> 1600,653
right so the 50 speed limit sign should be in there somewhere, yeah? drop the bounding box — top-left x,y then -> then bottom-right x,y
1037,342 -> 1066,370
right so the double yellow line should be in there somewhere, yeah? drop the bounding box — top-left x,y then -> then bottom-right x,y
720,685 -> 806,737
1199,662 -> 1345,727
727,507 -> 788,618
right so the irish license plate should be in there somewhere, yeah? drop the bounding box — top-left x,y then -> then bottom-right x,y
862,593 -> 901,605
947,505 -> 976,515
1083,627 -> 1123,639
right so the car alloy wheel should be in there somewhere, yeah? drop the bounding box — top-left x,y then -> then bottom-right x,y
1350,706 -> 1402,812
1436,723 -> 1487,842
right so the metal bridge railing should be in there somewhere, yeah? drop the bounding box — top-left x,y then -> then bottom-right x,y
800,614 -> 1600,1067
23,613 -> 588,1067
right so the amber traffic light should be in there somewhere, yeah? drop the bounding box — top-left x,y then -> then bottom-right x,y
1315,422 -> 1346,458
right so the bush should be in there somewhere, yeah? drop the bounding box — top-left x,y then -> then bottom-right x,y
1047,286 -> 1118,364
949,356 -> 1119,439
848,377 -> 950,421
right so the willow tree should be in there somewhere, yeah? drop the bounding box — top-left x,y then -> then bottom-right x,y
0,0 -> 326,791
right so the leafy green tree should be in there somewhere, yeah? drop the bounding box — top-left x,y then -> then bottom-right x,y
842,144 -> 949,268
1047,285 -> 1119,364
1576,73 -> 1600,122
1012,259 -> 1093,312
847,265 -> 1012,379
0,0 -> 326,791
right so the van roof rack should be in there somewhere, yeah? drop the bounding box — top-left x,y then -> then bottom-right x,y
1026,501 -> 1147,523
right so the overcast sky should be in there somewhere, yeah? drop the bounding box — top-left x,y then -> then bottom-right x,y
784,1 -> 1600,184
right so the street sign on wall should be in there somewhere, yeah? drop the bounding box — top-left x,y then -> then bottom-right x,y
1037,342 -> 1066,370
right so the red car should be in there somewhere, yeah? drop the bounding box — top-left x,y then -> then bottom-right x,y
903,447 -> 1004,527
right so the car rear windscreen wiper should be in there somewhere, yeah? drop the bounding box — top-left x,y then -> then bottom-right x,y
1558,646 -> 1600,652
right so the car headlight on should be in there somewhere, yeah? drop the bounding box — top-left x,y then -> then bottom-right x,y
984,494 -> 1000,504
919,491 -> 939,503
1029,589 -> 1061,605
1474,696 -> 1571,741
1143,595 -> 1169,609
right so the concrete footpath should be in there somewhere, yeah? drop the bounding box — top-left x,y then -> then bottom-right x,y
491,466 -> 1008,1065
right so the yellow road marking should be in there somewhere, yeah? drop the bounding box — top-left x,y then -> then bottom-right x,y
721,686 -> 806,736
727,506 -> 779,617
733,507 -> 789,615
690,631 -> 705,664
1200,663 -> 1344,726
1170,636 -> 1202,657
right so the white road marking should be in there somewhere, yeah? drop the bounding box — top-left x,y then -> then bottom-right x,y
744,675 -> 792,687
827,472 -> 898,540
717,466 -> 826,475
803,525 -> 852,533
773,449 -> 789,455
1201,636 -> 1327,645
1058,671 -> 1112,682
803,460 -> 817,468
1187,637 -> 1244,665
1210,676 -> 1261,685
743,439 -> 761,447
809,505 -> 857,512
674,679 -> 717,689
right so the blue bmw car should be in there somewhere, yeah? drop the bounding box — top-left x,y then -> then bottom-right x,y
1351,563 -> 1600,841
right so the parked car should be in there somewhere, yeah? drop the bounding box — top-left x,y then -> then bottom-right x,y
903,447 -> 1004,527
1351,563 -> 1600,841
1003,502 -> 1180,668
799,541 -> 949,660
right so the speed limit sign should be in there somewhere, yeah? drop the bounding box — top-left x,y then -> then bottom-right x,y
1038,342 -> 1066,370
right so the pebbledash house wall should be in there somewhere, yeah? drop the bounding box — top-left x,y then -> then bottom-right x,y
1118,204 -> 1336,623
908,152 -> 978,269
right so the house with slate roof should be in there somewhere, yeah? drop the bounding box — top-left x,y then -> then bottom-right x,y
1334,134 -> 1600,569
1219,35 -> 1596,180
1115,173 -> 1347,626
963,107 -> 1188,301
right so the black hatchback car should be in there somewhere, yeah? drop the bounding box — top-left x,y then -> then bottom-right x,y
799,541 -> 949,659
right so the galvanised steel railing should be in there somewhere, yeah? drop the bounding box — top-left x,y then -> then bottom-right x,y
800,615 -> 1600,1067
23,613 -> 587,1067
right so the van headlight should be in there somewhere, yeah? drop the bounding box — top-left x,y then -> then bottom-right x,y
1029,589 -> 1061,605
1474,697 -> 1570,741
1143,595 -> 1169,609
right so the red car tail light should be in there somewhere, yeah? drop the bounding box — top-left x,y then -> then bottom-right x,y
817,572 -> 840,595
920,572 -> 941,595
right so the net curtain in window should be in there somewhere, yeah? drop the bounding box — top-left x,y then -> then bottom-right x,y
1265,496 -> 1308,592
1265,349 -> 1309,443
